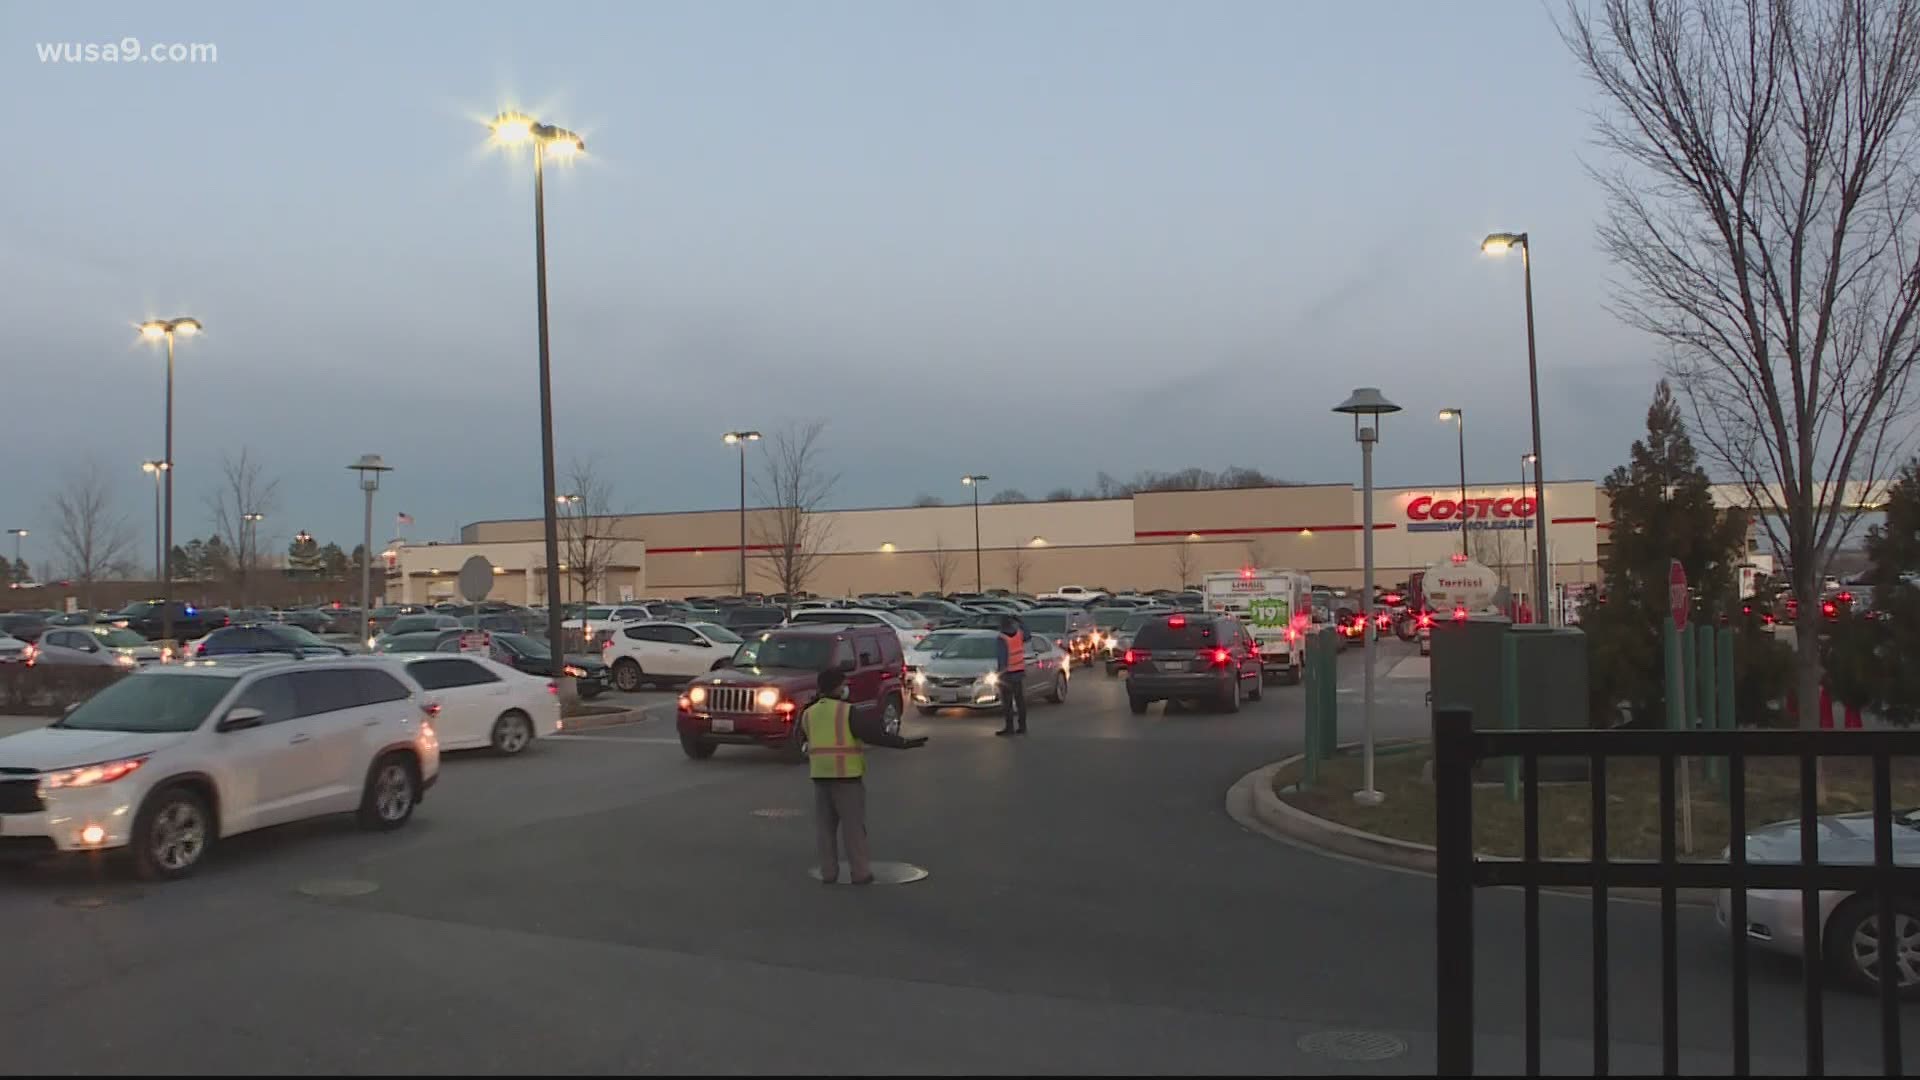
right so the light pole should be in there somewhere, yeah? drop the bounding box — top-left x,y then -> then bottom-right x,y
240,512 -> 265,606
139,317 -> 201,643
556,493 -> 581,607
722,431 -> 761,597
348,455 -> 392,645
141,462 -> 169,580
1521,453 -> 1538,622
1334,387 -> 1401,806
1483,232 -> 1550,624
961,474 -> 990,592
1437,408 -> 1468,558
5,528 -> 25,578
491,111 -> 586,673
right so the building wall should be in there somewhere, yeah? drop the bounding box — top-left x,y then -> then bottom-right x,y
387,539 -> 646,605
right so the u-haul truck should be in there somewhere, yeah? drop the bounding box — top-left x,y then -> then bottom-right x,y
1203,569 -> 1312,684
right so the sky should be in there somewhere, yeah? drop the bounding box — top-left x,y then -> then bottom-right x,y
0,0 -> 1664,570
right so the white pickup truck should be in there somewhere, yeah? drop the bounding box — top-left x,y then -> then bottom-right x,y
1204,569 -> 1311,684
1036,585 -> 1107,604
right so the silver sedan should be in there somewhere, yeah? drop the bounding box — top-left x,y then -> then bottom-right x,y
910,630 -> 1070,714
1716,809 -> 1920,998
29,625 -> 167,668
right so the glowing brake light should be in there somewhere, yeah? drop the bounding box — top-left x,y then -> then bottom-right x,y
1822,601 -> 1837,618
1211,647 -> 1230,666
1417,612 -> 1433,628
1452,605 -> 1468,621
546,681 -> 559,695
1122,648 -> 1137,666
1167,614 -> 1186,628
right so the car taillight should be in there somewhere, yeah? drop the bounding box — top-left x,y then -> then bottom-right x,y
1452,605 -> 1468,621
1211,647 -> 1230,666
1418,612 -> 1433,628
1822,601 -> 1837,617
601,636 -> 613,650
547,681 -> 558,695
1168,615 -> 1186,628
1122,648 -> 1137,665
421,701 -> 441,718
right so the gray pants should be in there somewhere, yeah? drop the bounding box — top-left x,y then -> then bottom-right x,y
814,779 -> 870,881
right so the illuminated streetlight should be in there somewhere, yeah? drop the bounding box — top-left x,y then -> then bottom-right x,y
961,474 -> 991,592
1482,231 -> 1550,623
1333,387 -> 1402,806
348,454 -> 393,644
141,461 -> 169,580
722,431 -> 762,597
138,317 -> 201,644
5,528 -> 25,572
488,111 -> 586,672
1437,408 -> 1469,558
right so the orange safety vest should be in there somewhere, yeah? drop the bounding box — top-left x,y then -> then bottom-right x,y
804,698 -> 866,780
1003,629 -> 1025,673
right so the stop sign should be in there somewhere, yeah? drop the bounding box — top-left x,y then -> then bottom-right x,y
1669,559 -> 1689,630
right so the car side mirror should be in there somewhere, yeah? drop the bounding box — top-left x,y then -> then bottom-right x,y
217,706 -> 265,732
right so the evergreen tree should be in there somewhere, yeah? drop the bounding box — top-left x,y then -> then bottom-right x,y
1582,381 -> 1750,724
11,557 -> 28,582
1862,460 -> 1920,723
167,544 -> 193,579
286,534 -> 324,577
200,535 -> 234,580
318,542 -> 348,579
180,540 -> 207,580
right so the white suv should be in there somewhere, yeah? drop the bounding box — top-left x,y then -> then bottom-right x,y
601,620 -> 744,691
783,607 -> 928,654
0,655 -> 441,880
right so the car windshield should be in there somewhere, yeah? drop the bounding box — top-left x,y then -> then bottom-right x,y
54,673 -> 237,733
494,632 -> 549,658
692,623 -> 741,644
1021,612 -> 1068,633
388,616 -> 443,634
733,633 -> 835,670
376,632 -> 443,653
937,635 -> 1000,660
876,609 -> 922,628
1092,608 -> 1132,629
584,607 -> 613,620
916,631 -> 967,652
87,627 -> 150,648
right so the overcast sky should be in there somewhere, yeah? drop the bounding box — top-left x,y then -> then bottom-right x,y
0,0 -> 1662,565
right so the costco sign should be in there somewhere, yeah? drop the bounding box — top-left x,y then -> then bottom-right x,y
1405,494 -> 1537,533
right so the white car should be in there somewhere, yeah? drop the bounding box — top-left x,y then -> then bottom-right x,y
905,628 -> 974,671
783,607 -> 927,654
1038,585 -> 1107,604
560,604 -> 662,642
0,655 -> 441,879
601,620 -> 744,691
372,653 -> 560,753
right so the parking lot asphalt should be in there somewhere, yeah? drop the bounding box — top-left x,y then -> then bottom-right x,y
0,642 -> 1910,1073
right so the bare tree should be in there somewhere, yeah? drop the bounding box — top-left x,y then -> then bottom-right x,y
911,493 -> 945,507
560,456 -> 623,603
989,488 -> 1030,504
1567,0 -> 1920,759
207,448 -> 280,607
1003,542 -> 1031,594
926,535 -> 958,593
1171,538 -> 1198,589
752,421 -> 838,602
48,458 -> 136,608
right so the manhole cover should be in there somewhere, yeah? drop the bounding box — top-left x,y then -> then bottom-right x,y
297,878 -> 379,899
807,861 -> 929,885
1295,1030 -> 1407,1062
55,892 -> 143,909
751,808 -> 804,819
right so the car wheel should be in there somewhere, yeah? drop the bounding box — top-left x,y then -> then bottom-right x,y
612,658 -> 643,692
131,785 -> 213,881
1128,694 -> 1149,715
1049,672 -> 1068,703
358,754 -> 419,831
881,696 -> 902,737
1826,895 -> 1920,999
680,734 -> 716,760
491,710 -> 535,755
1221,675 -> 1242,713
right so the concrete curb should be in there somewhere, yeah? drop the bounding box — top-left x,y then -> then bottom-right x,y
1240,753 -> 1717,908
560,705 -> 655,732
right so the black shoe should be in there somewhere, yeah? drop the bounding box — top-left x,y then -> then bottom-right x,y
994,728 -> 1015,737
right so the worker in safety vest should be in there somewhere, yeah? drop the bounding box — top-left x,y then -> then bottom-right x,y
804,668 -> 925,884
994,614 -> 1028,736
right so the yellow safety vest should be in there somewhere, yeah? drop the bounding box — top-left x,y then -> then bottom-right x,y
804,698 -> 866,780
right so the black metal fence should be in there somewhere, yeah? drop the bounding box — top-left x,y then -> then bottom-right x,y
1434,708 -> 1920,1076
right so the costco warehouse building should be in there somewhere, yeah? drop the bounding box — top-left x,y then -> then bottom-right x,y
387,481 -> 1610,604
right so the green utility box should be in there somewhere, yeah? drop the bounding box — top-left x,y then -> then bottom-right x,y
1429,617 -> 1590,781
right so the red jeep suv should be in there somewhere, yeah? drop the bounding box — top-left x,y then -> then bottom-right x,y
676,625 -> 906,760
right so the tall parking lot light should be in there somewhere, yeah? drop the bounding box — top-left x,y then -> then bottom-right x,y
141,462 -> 169,580
1521,453 -> 1538,618
722,431 -> 761,597
1334,387 -> 1401,806
961,474 -> 990,592
139,317 -> 200,644
348,455 -> 392,645
1482,232 -> 1550,624
490,110 -> 586,679
1437,409 -> 1468,558
6,528 -> 25,572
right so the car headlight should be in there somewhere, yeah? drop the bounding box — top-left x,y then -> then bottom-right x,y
563,664 -> 587,678
688,686 -> 707,705
912,671 -> 926,686
982,671 -> 999,687
114,653 -> 137,667
41,755 -> 147,790
756,687 -> 781,708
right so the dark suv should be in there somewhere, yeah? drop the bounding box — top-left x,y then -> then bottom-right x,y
676,625 -> 905,760
107,600 -> 220,641
1121,612 -> 1263,714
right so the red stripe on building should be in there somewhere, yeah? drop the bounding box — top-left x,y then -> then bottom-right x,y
1550,517 -> 1599,525
1133,524 -> 1395,539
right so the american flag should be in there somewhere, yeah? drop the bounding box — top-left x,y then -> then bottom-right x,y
396,512 -> 413,527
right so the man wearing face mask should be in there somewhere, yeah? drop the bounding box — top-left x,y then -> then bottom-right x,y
804,667 -> 926,884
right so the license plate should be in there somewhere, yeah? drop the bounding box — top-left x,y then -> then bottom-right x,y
938,692 -> 960,703
711,718 -> 734,733
1166,661 -> 1188,673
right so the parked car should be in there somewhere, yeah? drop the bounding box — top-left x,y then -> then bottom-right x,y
0,612 -> 51,644
911,630 -> 1069,714
28,625 -> 166,668
783,606 -> 927,654
711,604 -> 789,634
385,613 -> 463,638
891,597 -> 970,627
272,609 -> 333,634
105,600 -> 218,641
460,611 -> 539,634
602,620 -> 744,690
367,604 -> 432,636
675,624 -> 905,760
318,607 -> 365,635
198,623 -> 351,659
444,631 -> 609,700
1014,607 -> 1099,665
1120,611 -> 1264,713
559,605 -> 658,640
373,631 -> 448,654
0,655 -> 440,878
0,631 -> 31,664
905,628 -> 975,671
1090,606 -> 1135,663
1038,585 -> 1107,604
45,610 -> 110,627
1717,809 -> 1920,998
374,653 -> 560,754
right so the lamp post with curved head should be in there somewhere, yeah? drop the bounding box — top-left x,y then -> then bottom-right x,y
490,110 -> 586,683
141,461 -> 169,580
556,493 -> 582,607
722,431 -> 761,597
139,317 -> 200,644
1483,232 -> 1550,624
961,474 -> 990,592
240,512 -> 265,606
1334,387 -> 1401,806
348,455 -> 392,645
5,528 -> 25,576
1438,408 -> 1468,558
1521,453 -> 1539,620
